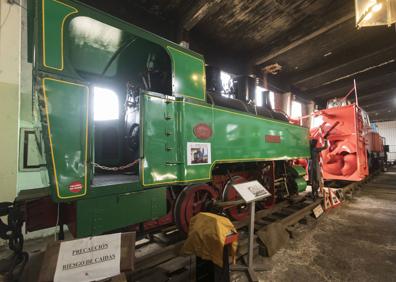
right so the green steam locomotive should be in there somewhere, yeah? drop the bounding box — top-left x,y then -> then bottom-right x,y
0,0 -> 310,254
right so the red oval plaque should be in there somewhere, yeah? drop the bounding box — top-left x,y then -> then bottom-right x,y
69,181 -> 83,193
193,123 -> 212,139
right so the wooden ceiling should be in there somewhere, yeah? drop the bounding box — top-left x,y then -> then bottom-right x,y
79,0 -> 396,122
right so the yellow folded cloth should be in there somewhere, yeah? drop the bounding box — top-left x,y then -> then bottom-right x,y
181,212 -> 237,267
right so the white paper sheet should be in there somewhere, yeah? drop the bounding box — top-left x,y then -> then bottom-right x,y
54,233 -> 121,282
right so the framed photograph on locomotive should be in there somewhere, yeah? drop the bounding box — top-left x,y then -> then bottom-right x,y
0,0 -> 312,262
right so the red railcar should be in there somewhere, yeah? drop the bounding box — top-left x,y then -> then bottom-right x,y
365,130 -> 387,171
366,131 -> 384,153
310,100 -> 367,181
310,98 -> 386,182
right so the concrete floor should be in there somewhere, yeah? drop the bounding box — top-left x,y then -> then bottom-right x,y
252,169 -> 396,282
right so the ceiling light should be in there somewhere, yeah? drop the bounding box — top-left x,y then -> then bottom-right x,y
355,0 -> 396,27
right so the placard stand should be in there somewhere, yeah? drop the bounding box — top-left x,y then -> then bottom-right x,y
230,180 -> 271,282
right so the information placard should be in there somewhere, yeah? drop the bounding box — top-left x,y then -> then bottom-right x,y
313,204 -> 324,218
54,233 -> 121,282
232,180 -> 271,203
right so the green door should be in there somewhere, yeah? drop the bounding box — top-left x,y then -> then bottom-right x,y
33,0 -> 91,201
39,77 -> 90,201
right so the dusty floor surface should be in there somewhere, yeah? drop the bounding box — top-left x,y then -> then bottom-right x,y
233,169 -> 396,282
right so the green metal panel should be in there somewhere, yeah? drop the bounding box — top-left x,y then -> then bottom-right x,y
89,182 -> 142,198
141,95 -> 183,185
40,77 -> 89,201
41,0 -> 78,70
291,165 -> 307,177
36,0 -> 205,81
295,177 -> 307,192
167,46 -> 206,101
142,93 -> 310,187
76,187 -> 167,237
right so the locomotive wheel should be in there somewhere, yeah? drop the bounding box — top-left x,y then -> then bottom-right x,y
174,184 -> 217,234
222,176 -> 249,221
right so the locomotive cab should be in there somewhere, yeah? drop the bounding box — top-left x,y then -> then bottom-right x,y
65,16 -> 173,186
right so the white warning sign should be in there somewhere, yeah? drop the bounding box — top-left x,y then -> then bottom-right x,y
54,233 -> 121,282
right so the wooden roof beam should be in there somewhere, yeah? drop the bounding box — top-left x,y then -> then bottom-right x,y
302,63 -> 396,99
180,0 -> 224,31
292,45 -> 396,86
254,12 -> 354,66
370,112 -> 396,122
361,97 -> 396,109
358,86 -> 396,103
313,82 -> 396,103
365,108 -> 395,119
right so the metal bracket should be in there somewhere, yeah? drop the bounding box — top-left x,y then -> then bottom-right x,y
165,161 -> 184,165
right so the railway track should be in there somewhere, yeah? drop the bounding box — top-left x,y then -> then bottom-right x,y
127,170 -> 386,281
129,193 -> 323,281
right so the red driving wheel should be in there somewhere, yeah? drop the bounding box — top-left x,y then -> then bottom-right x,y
173,184 -> 218,234
222,176 -> 250,221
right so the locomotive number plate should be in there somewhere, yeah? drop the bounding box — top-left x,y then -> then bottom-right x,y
265,135 -> 281,143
